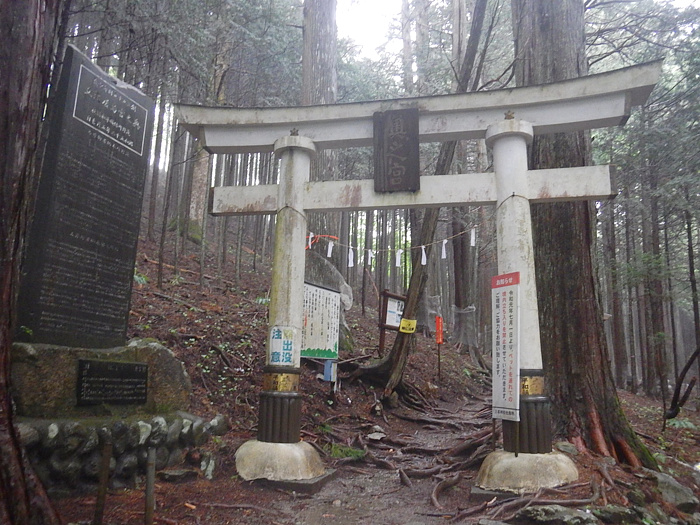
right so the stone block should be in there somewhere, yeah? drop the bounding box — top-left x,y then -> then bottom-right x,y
11,339 -> 191,418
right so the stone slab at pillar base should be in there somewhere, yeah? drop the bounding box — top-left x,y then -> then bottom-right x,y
476,450 -> 578,493
235,440 -> 325,481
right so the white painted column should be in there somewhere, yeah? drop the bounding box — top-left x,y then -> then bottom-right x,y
235,135 -> 325,482
267,135 -> 316,368
485,120 -> 542,371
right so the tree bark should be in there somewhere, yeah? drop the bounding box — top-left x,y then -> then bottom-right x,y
147,83 -> 164,241
355,0 -> 489,396
0,0 -> 70,522
302,0 -> 341,270
602,199 -> 628,387
684,197 -> 700,386
511,0 -> 655,467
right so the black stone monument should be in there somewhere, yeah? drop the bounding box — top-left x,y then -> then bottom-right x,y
16,45 -> 154,349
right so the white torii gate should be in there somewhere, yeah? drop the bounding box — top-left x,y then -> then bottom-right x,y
175,61 -> 661,485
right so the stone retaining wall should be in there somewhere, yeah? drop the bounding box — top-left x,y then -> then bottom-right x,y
17,412 -> 228,494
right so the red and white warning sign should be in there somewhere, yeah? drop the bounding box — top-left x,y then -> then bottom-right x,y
491,272 -> 520,422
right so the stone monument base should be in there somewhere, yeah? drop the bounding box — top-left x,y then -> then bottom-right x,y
16,411 -> 225,494
11,339 -> 191,418
476,450 -> 578,493
235,440 -> 325,481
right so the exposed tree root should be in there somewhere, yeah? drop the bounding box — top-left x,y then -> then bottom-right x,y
612,436 -> 643,468
444,428 -> 493,457
450,480 -> 602,523
392,411 -> 464,430
403,465 -> 445,479
430,473 -> 463,509
363,450 -> 396,470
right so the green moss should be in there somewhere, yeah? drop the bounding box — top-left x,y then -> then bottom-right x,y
323,443 -> 365,459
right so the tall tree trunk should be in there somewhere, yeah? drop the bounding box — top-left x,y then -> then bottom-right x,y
0,0 -> 70,522
684,199 -> 700,385
602,199 -> 628,387
644,157 -> 667,405
355,0 -> 490,396
303,0 -> 340,269
361,209 -> 375,315
511,0 -> 654,467
401,0 -> 414,95
623,186 -> 640,393
147,81 -> 167,241
664,221 -> 680,380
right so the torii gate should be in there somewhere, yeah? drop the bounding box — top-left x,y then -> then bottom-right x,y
175,61 -> 661,485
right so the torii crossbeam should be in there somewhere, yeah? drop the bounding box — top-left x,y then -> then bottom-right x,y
175,61 -> 661,486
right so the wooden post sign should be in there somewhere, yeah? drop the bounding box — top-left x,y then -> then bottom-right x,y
378,290 -> 406,354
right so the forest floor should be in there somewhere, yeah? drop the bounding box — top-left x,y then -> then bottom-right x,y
53,236 -> 700,524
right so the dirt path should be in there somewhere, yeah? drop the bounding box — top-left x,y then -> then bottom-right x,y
56,391 -> 700,525
281,401 -> 489,524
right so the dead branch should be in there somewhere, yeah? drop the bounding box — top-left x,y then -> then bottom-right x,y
211,345 -> 255,371
152,291 -> 203,312
398,469 -> 413,487
431,473 -> 463,509
202,502 -> 292,517
337,354 -> 373,365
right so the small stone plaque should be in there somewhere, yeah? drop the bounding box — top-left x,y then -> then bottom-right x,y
77,359 -> 148,406
373,108 -> 420,193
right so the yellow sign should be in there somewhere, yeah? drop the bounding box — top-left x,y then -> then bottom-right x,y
520,376 -> 544,395
399,318 -> 417,333
262,373 -> 299,392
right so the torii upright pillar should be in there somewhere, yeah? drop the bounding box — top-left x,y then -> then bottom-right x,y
235,135 -> 326,481
475,119 -> 579,492
487,119 -> 550,454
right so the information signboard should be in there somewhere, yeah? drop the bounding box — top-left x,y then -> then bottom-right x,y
384,297 -> 405,329
301,283 -> 340,359
491,272 -> 520,422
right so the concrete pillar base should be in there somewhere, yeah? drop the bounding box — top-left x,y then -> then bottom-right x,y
235,439 -> 325,481
476,450 -> 578,493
